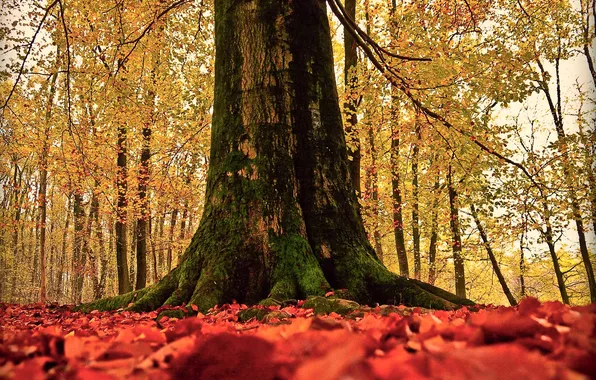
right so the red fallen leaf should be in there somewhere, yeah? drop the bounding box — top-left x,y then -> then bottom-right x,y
518,296 -> 542,316
137,335 -> 196,370
165,317 -> 203,342
132,325 -> 166,344
88,357 -> 138,378
470,309 -> 548,343
73,367 -> 118,380
293,334 -> 369,380
169,333 -> 277,380
369,345 -> 428,379
190,304 -> 199,312
427,343 -> 577,380
114,328 -> 137,343
12,357 -> 52,379
325,291 -> 334,297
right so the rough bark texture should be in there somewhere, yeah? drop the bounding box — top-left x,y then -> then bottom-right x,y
81,0 -> 472,313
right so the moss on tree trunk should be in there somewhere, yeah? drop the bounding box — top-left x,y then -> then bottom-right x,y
80,0 -> 473,314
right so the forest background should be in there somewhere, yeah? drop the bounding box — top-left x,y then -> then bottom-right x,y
0,0 -> 594,307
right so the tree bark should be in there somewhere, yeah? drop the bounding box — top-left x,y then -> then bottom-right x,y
344,0 -> 361,197
167,208 -> 178,272
541,200 -> 570,304
81,0 -> 472,313
427,172 -> 440,285
37,71 -> 58,303
448,163 -> 466,299
135,121 -> 151,290
72,193 -> 86,304
57,195 -> 71,302
411,118 -> 421,280
537,57 -> 596,302
364,118 -> 384,262
116,124 -> 133,295
470,204 -> 517,306
390,109 -> 409,277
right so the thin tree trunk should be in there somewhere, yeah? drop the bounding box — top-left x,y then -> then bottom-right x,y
541,200 -> 570,304
149,214 -> 159,283
364,117 -> 384,262
10,164 -> 25,302
470,204 -> 517,306
157,210 -> 165,276
448,163 -> 466,298
57,195 -> 71,302
537,56 -> 596,302
411,118 -> 421,280
135,122 -> 151,290
344,0 -> 361,196
519,224 -> 526,298
72,193 -> 86,304
167,209 -> 178,272
390,109 -> 409,277
427,171 -> 441,285
38,70 -> 58,303
116,125 -> 132,294
179,201 -> 189,241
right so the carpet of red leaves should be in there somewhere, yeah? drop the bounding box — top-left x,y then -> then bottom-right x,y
1,297 -> 595,379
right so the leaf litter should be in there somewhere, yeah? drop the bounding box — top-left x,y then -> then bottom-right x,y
0,297 -> 594,379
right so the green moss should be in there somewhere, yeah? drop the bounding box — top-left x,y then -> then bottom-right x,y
238,307 -> 270,322
156,308 -> 194,321
259,297 -> 282,307
269,234 -> 329,299
263,310 -> 291,323
76,287 -> 150,313
302,296 -> 360,315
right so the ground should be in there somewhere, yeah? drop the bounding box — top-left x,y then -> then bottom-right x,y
0,297 -> 595,379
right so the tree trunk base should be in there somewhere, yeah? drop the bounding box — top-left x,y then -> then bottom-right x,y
78,244 -> 474,313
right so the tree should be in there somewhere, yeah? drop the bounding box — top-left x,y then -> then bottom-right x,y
83,0 -> 472,313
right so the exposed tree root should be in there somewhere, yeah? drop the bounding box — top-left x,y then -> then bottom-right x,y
77,246 -> 473,313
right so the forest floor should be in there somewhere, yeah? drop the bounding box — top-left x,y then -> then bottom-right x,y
0,296 -> 594,379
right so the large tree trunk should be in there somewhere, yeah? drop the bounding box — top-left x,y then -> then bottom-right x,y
82,0 -> 472,313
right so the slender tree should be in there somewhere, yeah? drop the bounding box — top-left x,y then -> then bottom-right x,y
344,0 -> 361,196
448,161 -> 466,299
470,204 -> 517,306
